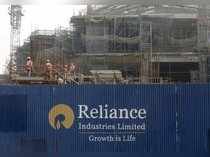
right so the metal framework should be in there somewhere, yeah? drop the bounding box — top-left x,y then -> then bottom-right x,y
9,4 -> 210,84
8,5 -> 23,76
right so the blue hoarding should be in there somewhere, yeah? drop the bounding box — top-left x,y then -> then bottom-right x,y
0,85 -> 209,156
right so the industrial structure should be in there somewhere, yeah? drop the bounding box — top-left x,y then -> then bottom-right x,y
4,2 -> 210,155
8,5 -> 24,78
70,5 -> 210,84
8,5 -> 210,84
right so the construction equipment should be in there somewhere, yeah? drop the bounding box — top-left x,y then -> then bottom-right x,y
8,5 -> 24,78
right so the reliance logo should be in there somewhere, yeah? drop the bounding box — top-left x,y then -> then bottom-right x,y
49,104 -> 146,130
49,104 -> 75,130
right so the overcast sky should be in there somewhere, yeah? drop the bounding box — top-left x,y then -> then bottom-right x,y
0,5 -> 86,74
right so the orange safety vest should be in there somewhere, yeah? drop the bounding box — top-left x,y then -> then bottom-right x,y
26,60 -> 33,70
69,63 -> 75,72
46,63 -> 53,71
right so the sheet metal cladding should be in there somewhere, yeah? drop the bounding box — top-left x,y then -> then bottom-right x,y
0,84 -> 209,157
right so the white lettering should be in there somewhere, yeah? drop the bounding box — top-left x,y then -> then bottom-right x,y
78,105 -> 147,120
78,105 -> 90,118
138,109 -> 147,119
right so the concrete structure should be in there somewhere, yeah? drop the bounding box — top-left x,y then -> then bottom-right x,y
70,5 -> 210,83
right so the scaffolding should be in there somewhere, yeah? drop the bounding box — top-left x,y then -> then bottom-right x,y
71,15 -> 154,83
69,5 -> 210,84
12,5 -> 210,84
8,5 -> 23,77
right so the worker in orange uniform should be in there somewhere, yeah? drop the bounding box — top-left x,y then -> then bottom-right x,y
63,64 -> 69,84
25,56 -> 33,77
45,59 -> 53,80
69,63 -> 76,73
69,63 -> 76,79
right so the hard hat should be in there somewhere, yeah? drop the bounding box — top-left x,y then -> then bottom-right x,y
46,59 -> 50,63
27,56 -> 31,60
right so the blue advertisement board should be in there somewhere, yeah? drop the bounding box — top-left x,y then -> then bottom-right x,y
0,85 -> 209,157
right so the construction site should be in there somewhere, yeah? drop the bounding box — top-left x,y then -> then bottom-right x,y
7,4 -> 210,84
4,2 -> 210,154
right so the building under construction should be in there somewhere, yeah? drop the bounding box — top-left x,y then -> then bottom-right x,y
68,5 -> 210,84
12,5 -> 210,84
